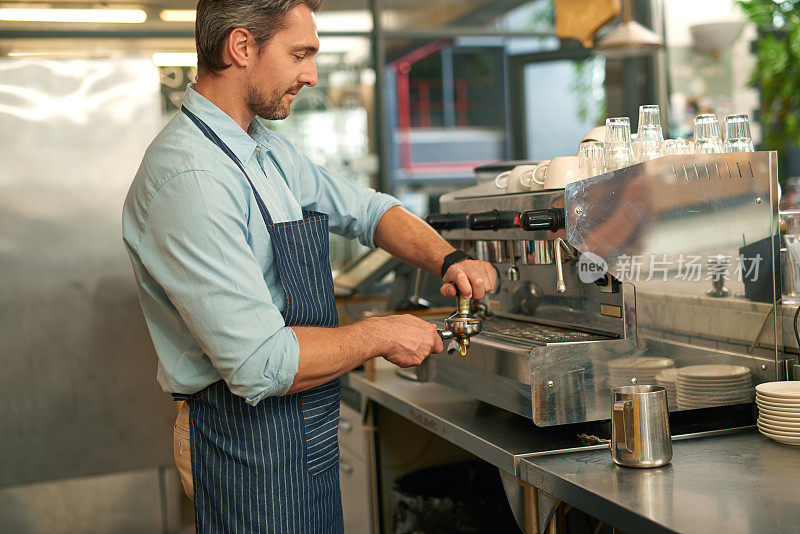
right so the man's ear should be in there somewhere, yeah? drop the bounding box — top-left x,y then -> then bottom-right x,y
224,27 -> 255,68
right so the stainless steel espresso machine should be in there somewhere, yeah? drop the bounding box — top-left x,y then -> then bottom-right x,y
419,152 -> 788,427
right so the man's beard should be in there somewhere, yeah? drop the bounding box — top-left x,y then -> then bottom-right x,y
245,80 -> 298,120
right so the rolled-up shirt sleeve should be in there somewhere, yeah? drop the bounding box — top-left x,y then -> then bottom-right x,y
137,170 -> 298,403
290,150 -> 401,248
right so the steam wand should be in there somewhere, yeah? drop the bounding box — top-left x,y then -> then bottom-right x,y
554,237 -> 578,293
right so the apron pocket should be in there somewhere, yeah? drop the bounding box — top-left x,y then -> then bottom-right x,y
301,378 -> 342,476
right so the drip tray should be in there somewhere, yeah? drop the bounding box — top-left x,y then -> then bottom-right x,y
479,317 -> 610,346
435,316 -> 612,350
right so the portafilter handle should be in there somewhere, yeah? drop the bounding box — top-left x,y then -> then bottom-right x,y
456,293 -> 471,316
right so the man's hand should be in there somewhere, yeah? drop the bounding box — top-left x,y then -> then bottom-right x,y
368,315 -> 444,367
441,259 -> 498,299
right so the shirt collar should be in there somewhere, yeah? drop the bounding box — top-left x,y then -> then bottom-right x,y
248,118 -> 275,150
182,83 -> 270,165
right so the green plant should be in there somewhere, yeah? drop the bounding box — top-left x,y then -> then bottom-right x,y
738,0 -> 800,157
572,58 -> 607,125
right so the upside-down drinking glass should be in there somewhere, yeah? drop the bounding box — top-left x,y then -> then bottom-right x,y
663,138 -> 693,155
578,141 -> 605,179
605,117 -> 635,171
723,114 -> 755,153
693,114 -> 722,154
637,105 -> 664,162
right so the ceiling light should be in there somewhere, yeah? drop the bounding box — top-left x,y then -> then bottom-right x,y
594,0 -> 662,59
152,52 -> 197,67
315,10 -> 372,32
690,22 -> 744,58
0,7 -> 146,23
159,10 -> 195,22
7,51 -> 77,57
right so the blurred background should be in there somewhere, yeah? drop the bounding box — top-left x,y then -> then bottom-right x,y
1,0 -> 798,532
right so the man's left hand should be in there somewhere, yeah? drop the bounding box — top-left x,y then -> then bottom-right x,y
441,259 -> 497,299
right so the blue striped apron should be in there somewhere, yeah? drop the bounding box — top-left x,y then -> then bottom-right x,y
180,105 -> 344,533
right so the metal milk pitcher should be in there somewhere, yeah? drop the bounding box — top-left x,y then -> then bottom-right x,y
611,385 -> 672,468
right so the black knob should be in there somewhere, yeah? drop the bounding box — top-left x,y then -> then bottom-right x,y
519,208 -> 565,232
426,213 -> 466,230
467,210 -> 517,230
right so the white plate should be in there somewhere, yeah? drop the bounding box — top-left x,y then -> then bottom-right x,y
677,385 -> 753,393
758,405 -> 800,417
677,374 -> 752,382
677,377 -> 753,385
757,422 -> 800,436
678,379 -> 753,386
758,411 -> 800,424
678,390 -> 753,398
678,399 -> 752,408
756,394 -> 800,411
756,397 -> 800,410
756,382 -> 800,400
758,428 -> 800,445
758,417 -> 800,429
756,404 -> 800,414
676,391 -> 753,402
654,368 -> 679,382
758,419 -> 800,433
756,381 -> 800,398
677,364 -> 751,380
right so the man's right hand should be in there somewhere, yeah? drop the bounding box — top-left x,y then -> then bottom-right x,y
367,315 -> 444,367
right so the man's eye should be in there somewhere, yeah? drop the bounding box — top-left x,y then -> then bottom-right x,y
293,54 -> 304,62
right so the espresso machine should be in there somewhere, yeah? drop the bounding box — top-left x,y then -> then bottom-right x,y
418,152 -> 789,427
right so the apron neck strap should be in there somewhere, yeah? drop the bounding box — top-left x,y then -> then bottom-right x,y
181,105 -> 275,227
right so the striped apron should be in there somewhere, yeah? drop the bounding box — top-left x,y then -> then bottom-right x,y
180,106 -> 344,533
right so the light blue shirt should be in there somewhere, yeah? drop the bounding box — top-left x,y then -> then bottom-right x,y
122,84 -> 400,404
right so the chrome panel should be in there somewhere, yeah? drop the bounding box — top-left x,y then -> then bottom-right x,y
425,153 -> 785,426
564,153 -> 778,304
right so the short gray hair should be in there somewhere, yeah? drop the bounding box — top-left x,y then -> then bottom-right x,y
195,0 -> 323,76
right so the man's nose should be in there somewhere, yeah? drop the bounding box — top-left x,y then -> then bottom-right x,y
298,60 -> 317,87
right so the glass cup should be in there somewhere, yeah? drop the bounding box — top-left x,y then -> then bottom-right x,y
663,138 -> 693,155
604,117 -> 635,171
693,114 -> 722,154
578,141 -> 605,179
723,114 -> 755,152
637,105 -> 664,162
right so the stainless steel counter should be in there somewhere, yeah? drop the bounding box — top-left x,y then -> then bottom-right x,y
519,431 -> 800,534
349,370 -> 800,534
347,370 -> 605,476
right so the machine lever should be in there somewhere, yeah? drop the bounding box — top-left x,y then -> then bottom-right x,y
426,213 -> 466,230
519,208 -> 565,232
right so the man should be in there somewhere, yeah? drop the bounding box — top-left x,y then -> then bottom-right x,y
122,0 -> 496,531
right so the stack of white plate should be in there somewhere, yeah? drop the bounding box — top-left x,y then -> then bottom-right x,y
655,367 -> 679,406
606,357 -> 674,389
675,364 -> 753,409
756,382 -> 800,446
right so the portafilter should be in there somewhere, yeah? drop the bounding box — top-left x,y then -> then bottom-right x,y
439,293 -> 482,355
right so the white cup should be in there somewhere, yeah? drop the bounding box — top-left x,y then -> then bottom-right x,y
495,164 -> 543,192
533,156 -> 580,190
580,125 -> 606,145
